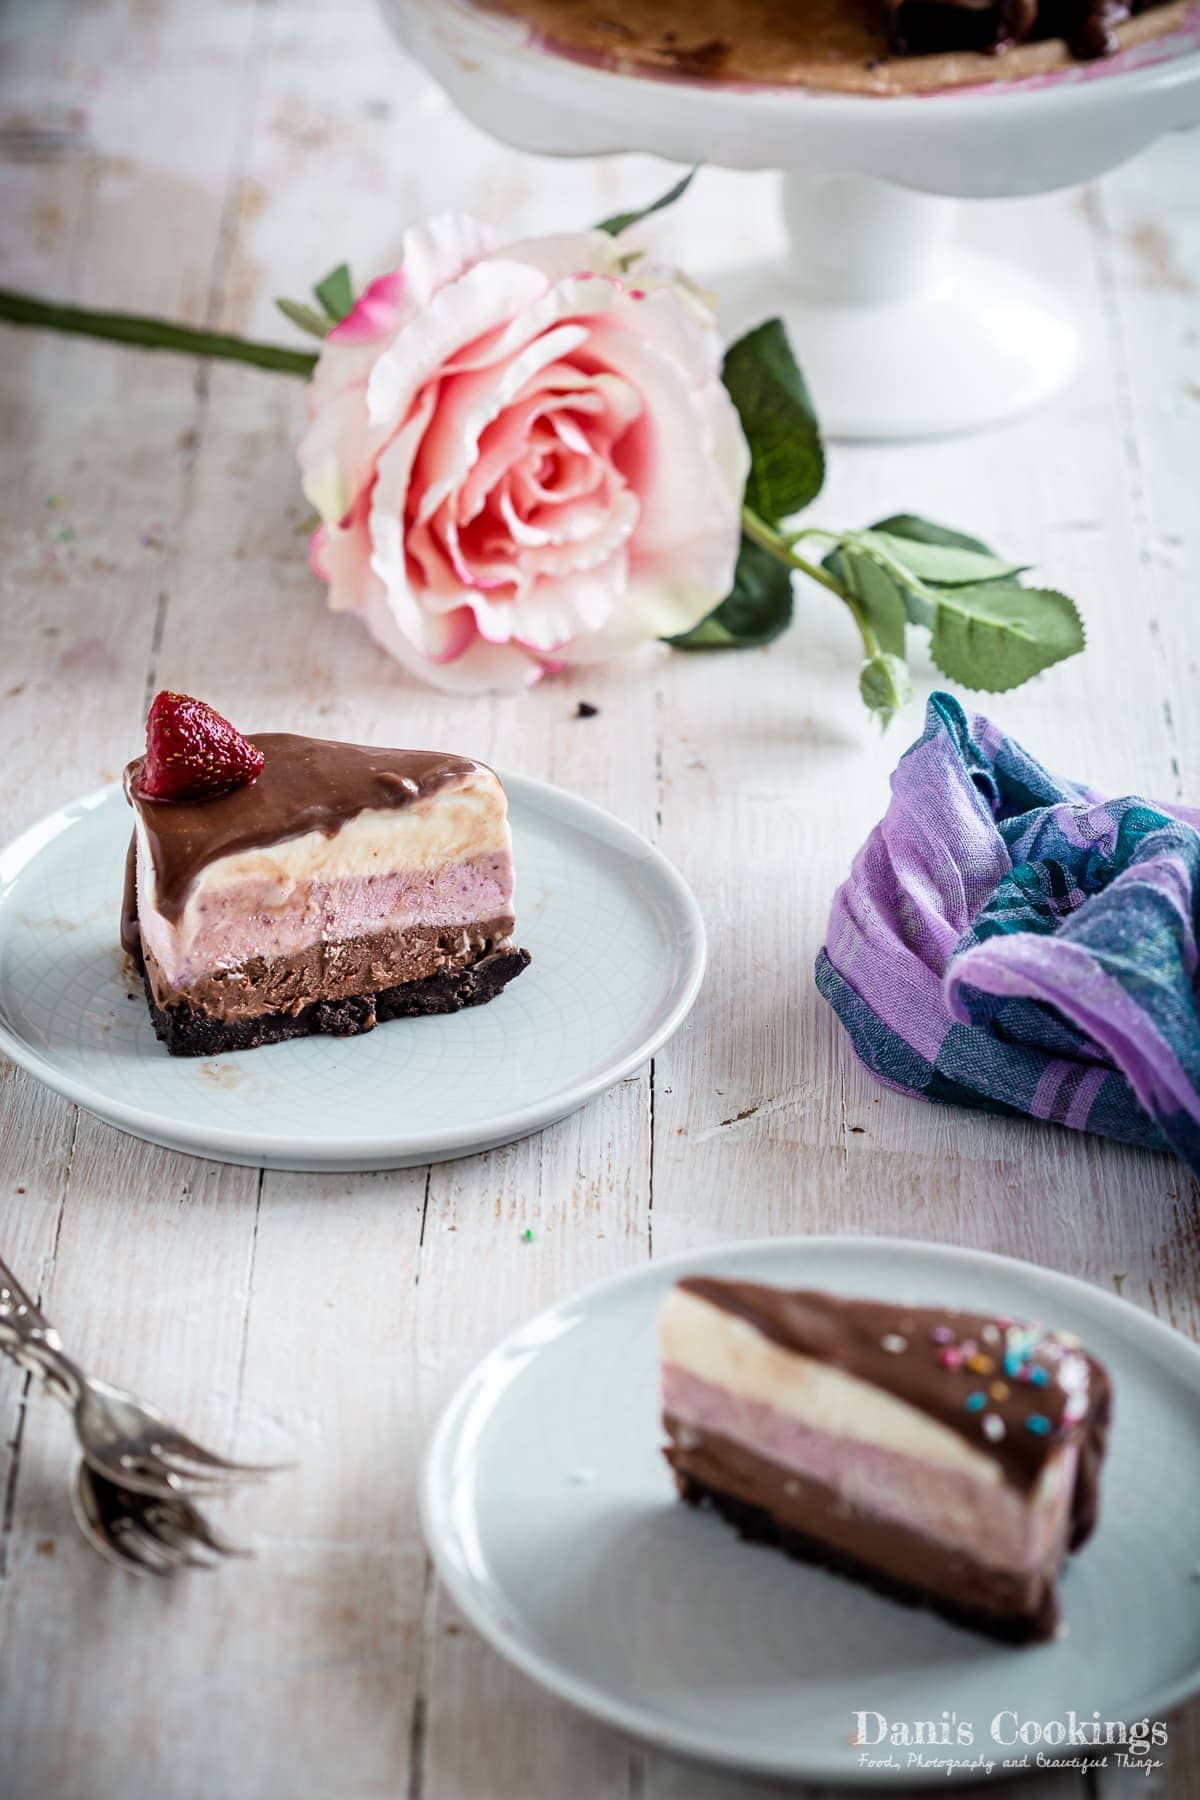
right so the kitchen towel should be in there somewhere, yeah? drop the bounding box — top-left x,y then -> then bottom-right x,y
817,692 -> 1200,1175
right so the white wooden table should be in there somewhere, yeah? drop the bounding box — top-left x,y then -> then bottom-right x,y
1,4 -> 1197,1796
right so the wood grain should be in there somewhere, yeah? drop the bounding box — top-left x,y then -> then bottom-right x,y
0,0 -> 1197,1794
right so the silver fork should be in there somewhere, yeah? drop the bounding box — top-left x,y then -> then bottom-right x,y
0,1252 -> 282,1497
71,1457 -> 248,1577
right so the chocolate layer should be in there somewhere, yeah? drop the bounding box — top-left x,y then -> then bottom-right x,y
140,917 -> 517,1022
141,946 -> 531,1057
668,1424 -> 1059,1643
679,1278 -> 1110,1504
124,734 -> 482,924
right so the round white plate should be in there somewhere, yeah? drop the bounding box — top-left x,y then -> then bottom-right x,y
0,776 -> 704,1171
422,1236 -> 1200,1787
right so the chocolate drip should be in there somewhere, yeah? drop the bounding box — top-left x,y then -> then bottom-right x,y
124,733 -> 481,922
678,1278 -> 1111,1509
120,833 -> 142,966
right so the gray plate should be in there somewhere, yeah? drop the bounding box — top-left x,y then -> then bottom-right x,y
421,1236 -> 1200,1786
0,775 -> 704,1169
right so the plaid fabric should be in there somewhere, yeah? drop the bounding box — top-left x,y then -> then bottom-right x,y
816,693 -> 1200,1175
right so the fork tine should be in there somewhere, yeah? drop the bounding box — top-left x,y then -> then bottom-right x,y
135,1513 -> 217,1570
157,1433 -> 290,1477
105,1523 -> 176,1577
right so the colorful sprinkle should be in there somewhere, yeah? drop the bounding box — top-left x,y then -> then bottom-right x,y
1003,1351 -> 1024,1378
964,1391 -> 987,1413
981,1323 -> 1001,1345
931,1325 -> 953,1344
989,1381 -> 1010,1402
45,494 -> 67,511
938,1346 -> 964,1370
880,1333 -> 908,1354
521,1227 -> 535,1242
628,287 -> 646,300
1029,1366 -> 1050,1388
982,1414 -> 1006,1442
966,1353 -> 994,1375
1026,1413 -> 1052,1436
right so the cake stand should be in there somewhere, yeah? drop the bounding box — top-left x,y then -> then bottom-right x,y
379,0 -> 1200,439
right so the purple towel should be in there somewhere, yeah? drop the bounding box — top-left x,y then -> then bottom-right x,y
816,693 -> 1200,1174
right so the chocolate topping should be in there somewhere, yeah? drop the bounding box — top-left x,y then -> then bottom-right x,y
123,732 -> 481,923
678,1278 -> 1111,1498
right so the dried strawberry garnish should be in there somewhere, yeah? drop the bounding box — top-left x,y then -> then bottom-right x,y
136,691 -> 264,802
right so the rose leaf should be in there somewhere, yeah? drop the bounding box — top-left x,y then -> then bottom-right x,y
930,585 -> 1086,692
722,318 -> 824,525
595,167 -> 698,237
666,533 -> 793,650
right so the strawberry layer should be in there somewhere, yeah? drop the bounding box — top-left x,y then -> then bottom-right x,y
662,1364 -> 1075,1576
138,851 -> 514,991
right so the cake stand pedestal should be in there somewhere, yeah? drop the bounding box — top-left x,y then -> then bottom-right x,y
380,0 -> 1200,439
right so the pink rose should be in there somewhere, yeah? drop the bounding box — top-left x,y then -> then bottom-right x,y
298,214 -> 749,691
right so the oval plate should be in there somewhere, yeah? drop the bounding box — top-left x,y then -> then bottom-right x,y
422,1236 -> 1200,1786
0,776 -> 704,1170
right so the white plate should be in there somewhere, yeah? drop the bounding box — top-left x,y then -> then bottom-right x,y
0,776 -> 704,1170
421,1236 -> 1200,1787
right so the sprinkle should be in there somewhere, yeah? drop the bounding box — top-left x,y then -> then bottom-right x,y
1029,1366 -> 1050,1387
989,1381 -> 1010,1401
964,1391 -> 987,1413
931,1325 -> 953,1344
937,1346 -> 964,1370
966,1353 -> 994,1375
981,1323 -> 1001,1345
1003,1351 -> 1024,1378
575,700 -> 599,719
1026,1413 -> 1051,1436
521,1227 -> 535,1242
880,1333 -> 907,1354
628,287 -> 646,300
45,494 -> 67,511
982,1414 -> 1006,1442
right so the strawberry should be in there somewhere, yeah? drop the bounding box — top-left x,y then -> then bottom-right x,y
136,691 -> 265,802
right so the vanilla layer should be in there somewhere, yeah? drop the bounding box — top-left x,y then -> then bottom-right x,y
660,1289 -> 1008,1485
137,766 -> 516,989
664,1366 -> 1075,1576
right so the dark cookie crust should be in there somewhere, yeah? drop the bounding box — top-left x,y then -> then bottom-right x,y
675,1469 -> 1058,1645
142,947 -> 530,1057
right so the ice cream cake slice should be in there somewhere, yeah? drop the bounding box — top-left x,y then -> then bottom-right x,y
122,692 -> 529,1055
659,1277 -> 1110,1643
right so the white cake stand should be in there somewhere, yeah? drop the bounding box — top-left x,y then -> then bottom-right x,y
380,0 -> 1200,439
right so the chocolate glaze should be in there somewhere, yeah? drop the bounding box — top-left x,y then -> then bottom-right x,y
120,835 -> 141,964
123,733 -> 482,925
678,1278 -> 1111,1507
667,1426 -> 1061,1643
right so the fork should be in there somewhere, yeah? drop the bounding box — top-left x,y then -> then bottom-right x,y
0,1252 -> 282,1497
71,1457 -> 248,1577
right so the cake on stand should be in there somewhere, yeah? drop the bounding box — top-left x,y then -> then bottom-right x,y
379,0 -> 1200,439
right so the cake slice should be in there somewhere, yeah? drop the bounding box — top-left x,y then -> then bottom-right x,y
659,1277 -> 1110,1643
122,692 -> 529,1056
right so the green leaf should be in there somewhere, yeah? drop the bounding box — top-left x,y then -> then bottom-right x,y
869,514 -> 997,557
859,652 -> 913,727
930,585 -> 1085,693
666,534 -> 793,650
313,263 -> 355,325
722,319 -> 824,525
595,167 -> 697,237
859,529 -> 1029,589
275,296 -> 332,340
861,515 -> 1000,627
825,542 -> 907,658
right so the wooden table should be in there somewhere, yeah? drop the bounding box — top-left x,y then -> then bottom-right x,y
1,3 -> 1197,1795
